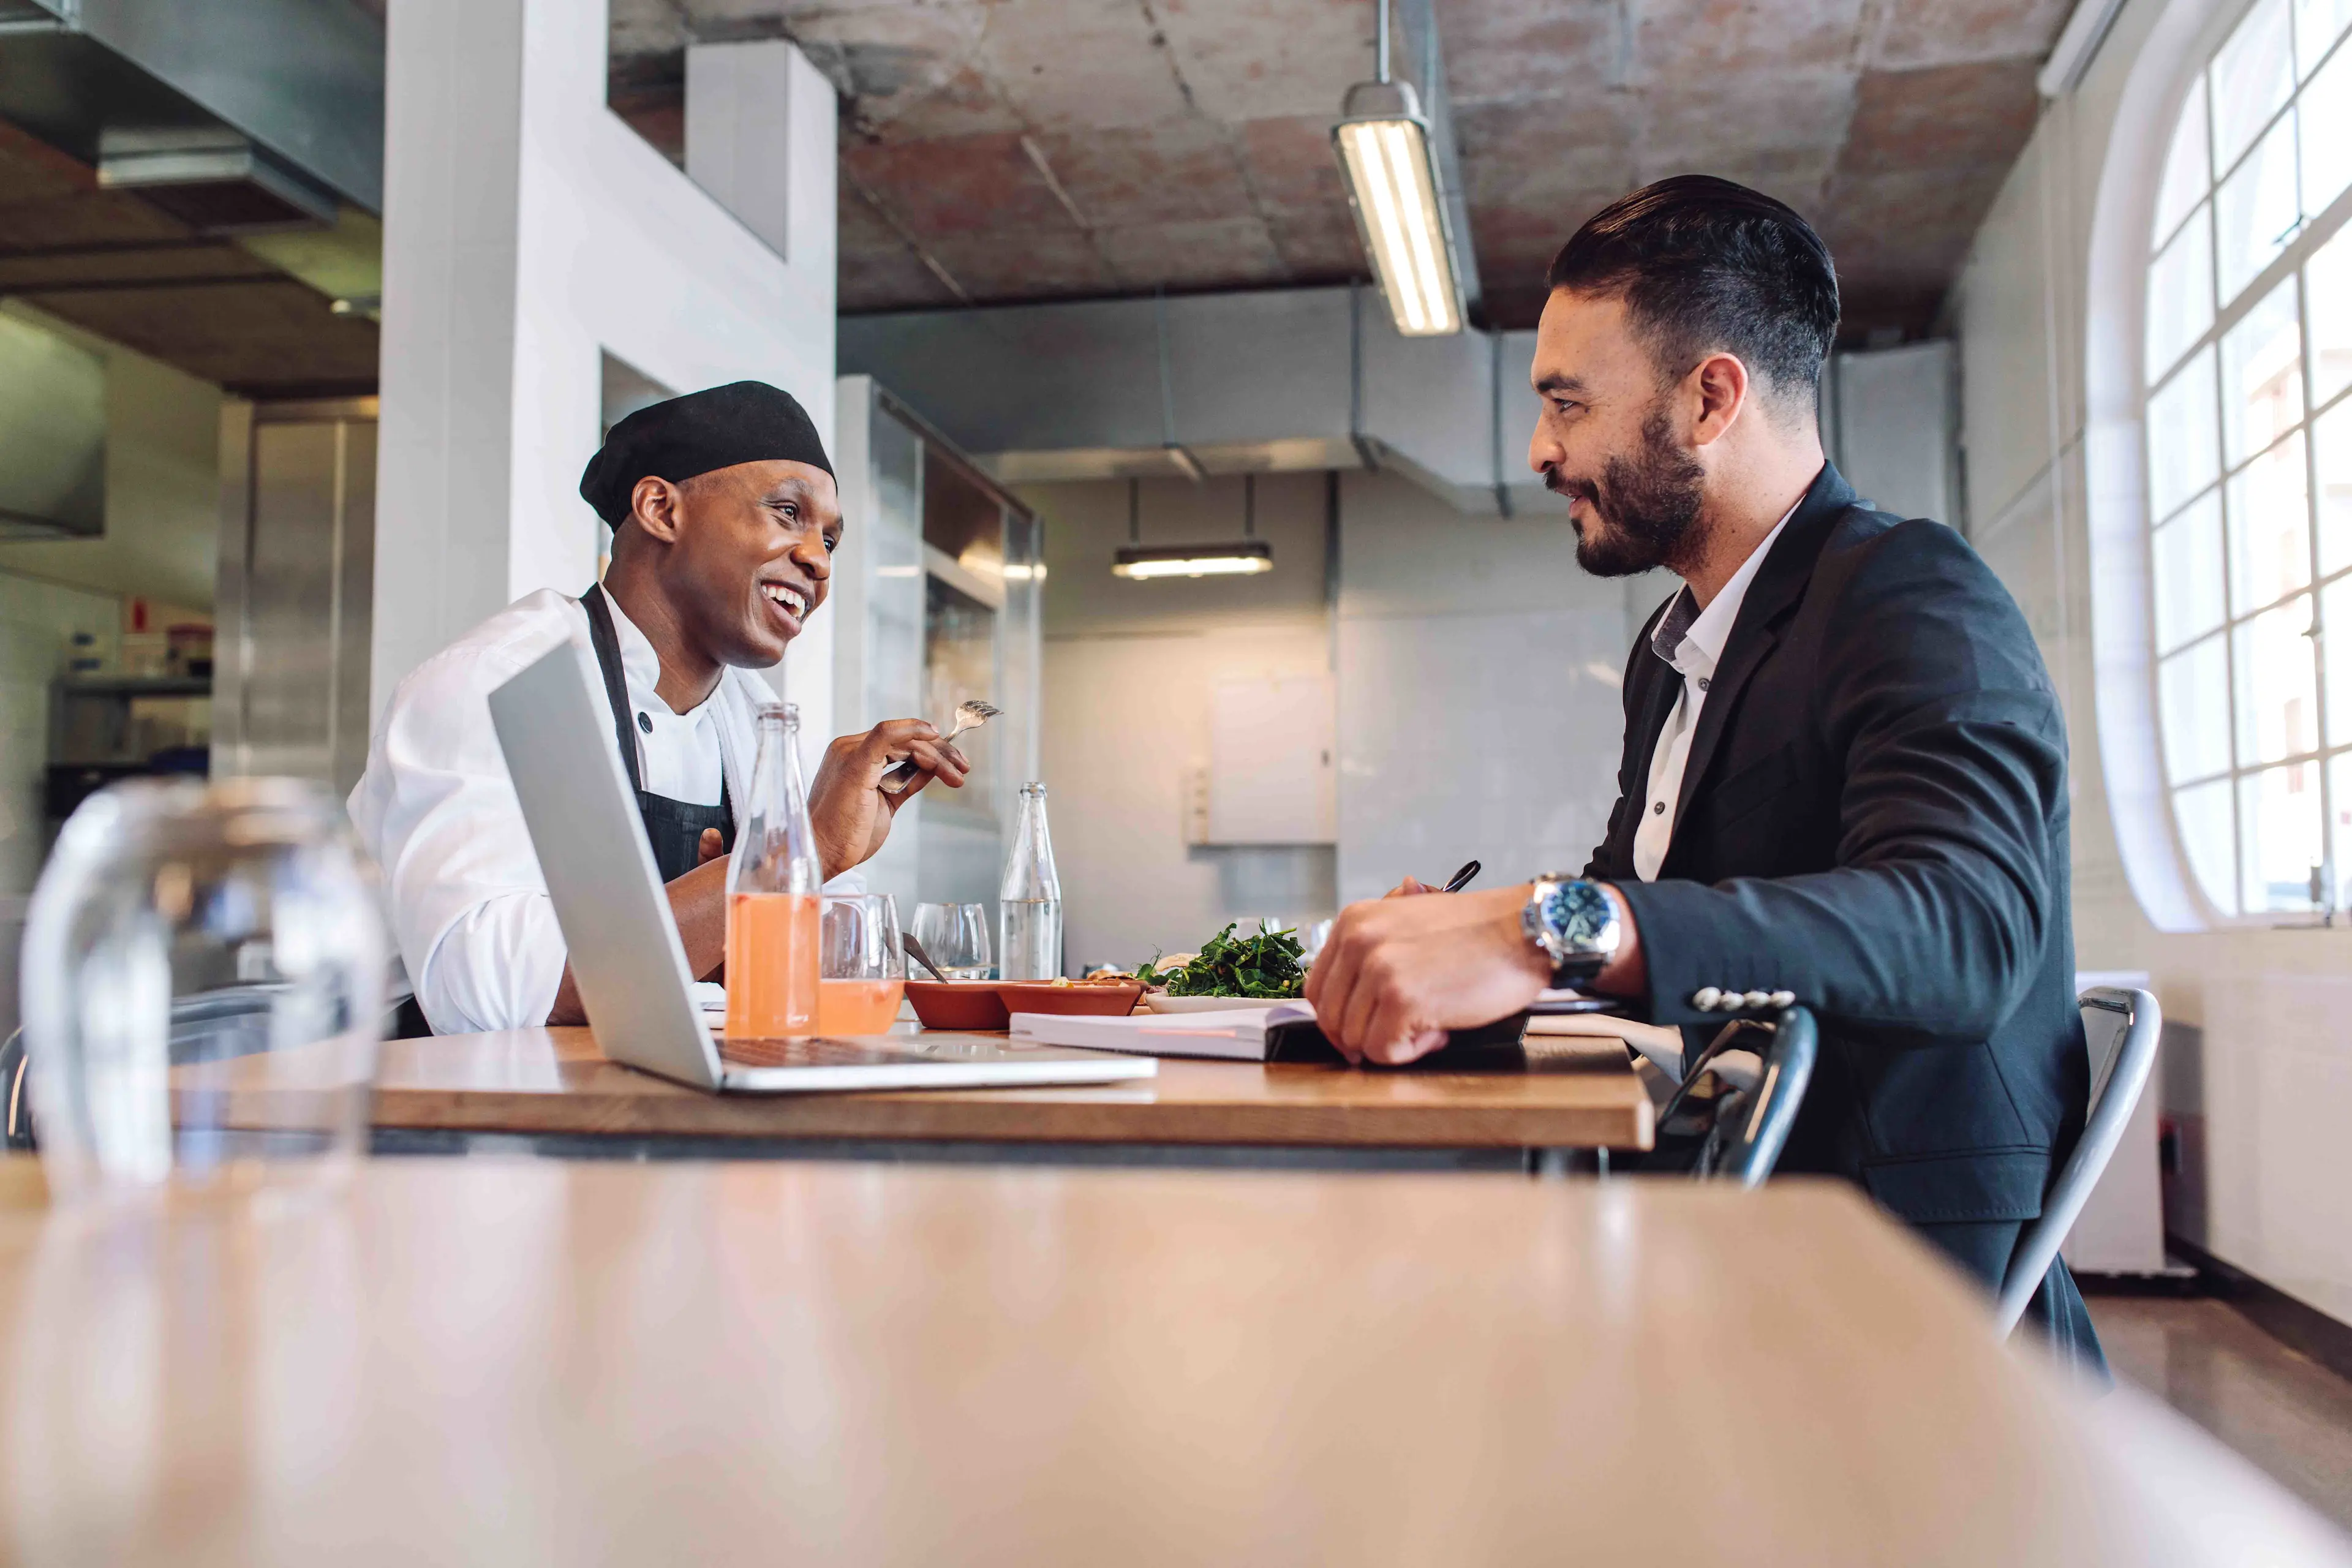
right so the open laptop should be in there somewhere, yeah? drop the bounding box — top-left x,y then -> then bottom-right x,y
486,637 -> 1155,1094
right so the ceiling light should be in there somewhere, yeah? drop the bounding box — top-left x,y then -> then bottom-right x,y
1109,475 -> 1273,581
1331,0 -> 1463,338
1112,543 -> 1273,579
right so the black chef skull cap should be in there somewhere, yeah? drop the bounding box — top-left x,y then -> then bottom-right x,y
578,380 -> 833,528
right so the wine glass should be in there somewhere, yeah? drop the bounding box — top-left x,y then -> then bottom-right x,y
816,894 -> 906,1035
19,777 -> 386,1202
911,901 -> 991,980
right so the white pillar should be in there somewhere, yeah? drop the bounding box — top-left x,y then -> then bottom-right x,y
376,0 -> 839,744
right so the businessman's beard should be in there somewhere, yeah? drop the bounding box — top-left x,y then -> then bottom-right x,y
1550,407 -> 1706,578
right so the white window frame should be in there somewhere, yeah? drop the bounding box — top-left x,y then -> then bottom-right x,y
2084,0 -> 2352,930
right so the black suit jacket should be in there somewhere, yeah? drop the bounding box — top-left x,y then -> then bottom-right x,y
1588,464 -> 2089,1233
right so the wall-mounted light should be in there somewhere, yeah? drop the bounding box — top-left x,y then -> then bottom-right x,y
1331,0 -> 1463,337
1110,475 -> 1274,579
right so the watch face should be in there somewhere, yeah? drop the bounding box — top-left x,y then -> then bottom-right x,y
1544,881 -> 1614,951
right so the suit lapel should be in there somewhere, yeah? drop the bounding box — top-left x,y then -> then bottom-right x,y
1666,464 -> 1858,846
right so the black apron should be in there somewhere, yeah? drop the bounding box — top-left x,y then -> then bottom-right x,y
580,585 -> 737,883
388,590 -> 738,1040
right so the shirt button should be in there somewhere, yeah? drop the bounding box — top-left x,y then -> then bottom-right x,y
637,712 -> 653,734
1652,800 -> 1666,815
1696,677 -> 1711,691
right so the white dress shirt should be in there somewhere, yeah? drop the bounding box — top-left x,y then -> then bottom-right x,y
347,587 -> 839,1035
1632,502 -> 1800,881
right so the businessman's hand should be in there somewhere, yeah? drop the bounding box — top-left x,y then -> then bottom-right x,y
1304,886 -> 1550,1065
1306,882 -> 1647,1065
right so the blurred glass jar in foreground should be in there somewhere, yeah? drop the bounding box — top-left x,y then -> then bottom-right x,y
20,777 -> 386,1201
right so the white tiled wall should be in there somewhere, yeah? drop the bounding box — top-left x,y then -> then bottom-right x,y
0,568 -> 123,1038
1028,473 -> 1335,973
1028,467 -> 1653,970
1335,470 -> 1656,903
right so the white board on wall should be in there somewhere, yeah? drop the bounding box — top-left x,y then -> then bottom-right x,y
1207,674 -> 1335,845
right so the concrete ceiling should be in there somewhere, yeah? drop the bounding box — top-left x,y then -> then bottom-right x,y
611,0 -> 2064,341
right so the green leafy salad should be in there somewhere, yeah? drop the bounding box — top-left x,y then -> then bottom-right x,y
1136,921 -> 1307,1000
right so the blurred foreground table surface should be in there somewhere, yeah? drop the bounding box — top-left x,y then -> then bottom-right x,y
0,1161 -> 2339,1566
190,1025 -> 1656,1155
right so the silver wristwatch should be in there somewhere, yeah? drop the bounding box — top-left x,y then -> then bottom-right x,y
1521,876 -> 1621,986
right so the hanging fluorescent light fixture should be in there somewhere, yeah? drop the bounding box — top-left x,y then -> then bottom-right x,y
1332,0 -> 1464,337
1110,476 -> 1275,579
1112,542 -> 1274,579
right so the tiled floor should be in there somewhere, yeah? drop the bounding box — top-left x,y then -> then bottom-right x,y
2092,1295 -> 2352,1531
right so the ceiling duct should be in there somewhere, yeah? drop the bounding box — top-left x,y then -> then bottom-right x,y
0,309 -> 105,541
840,287 -> 1561,518
0,0 -> 383,214
97,124 -> 337,232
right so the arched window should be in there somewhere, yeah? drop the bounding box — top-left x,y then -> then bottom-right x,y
2144,0 -> 2352,918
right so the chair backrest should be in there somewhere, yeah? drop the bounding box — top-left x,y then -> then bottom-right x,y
1695,1006 -> 1817,1188
1994,986 -> 2162,1335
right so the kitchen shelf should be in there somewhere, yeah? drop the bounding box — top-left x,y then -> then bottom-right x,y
56,675 -> 213,698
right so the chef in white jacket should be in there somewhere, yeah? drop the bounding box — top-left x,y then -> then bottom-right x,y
348,382 -> 969,1035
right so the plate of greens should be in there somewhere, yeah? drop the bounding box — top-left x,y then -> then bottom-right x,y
1136,921 -> 1306,1012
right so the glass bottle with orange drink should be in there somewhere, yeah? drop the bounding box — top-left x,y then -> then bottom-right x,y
725,703 -> 821,1039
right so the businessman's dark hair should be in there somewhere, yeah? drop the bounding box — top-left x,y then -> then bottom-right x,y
1547,175 -> 1840,410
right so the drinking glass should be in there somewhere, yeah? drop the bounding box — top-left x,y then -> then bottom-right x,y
19,777 -> 386,1203
911,900 -> 991,980
816,894 -> 907,1035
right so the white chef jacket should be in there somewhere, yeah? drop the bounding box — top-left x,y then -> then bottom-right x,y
1632,500 -> 1799,881
347,586 -> 847,1035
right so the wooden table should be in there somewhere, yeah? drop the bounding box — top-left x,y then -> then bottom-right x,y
0,1159 -> 2337,1565
187,1025 -> 1656,1163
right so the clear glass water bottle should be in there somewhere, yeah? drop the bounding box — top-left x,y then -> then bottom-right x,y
725,703 -> 823,1038
998,781 -> 1063,981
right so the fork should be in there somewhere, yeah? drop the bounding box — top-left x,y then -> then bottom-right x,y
882,699 -> 1000,794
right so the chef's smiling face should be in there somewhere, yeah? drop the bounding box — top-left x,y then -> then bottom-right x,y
646,459 -> 840,668
1525,288 -> 1708,578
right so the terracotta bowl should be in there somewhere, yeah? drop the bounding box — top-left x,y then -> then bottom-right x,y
998,981 -> 1147,1017
903,981 -> 1013,1031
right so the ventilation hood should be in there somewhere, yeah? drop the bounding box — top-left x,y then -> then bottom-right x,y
0,0 -> 383,219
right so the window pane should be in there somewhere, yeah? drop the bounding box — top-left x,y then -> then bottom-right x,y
2310,223 -> 2352,408
2301,43 -> 2352,217
2177,777 -> 2241,914
2214,0 -> 2296,169
2161,633 -> 2234,782
2219,276 -> 2305,465
2233,592 -> 2319,762
2226,430 -> 2310,614
2155,489 -> 2228,650
2149,347 -> 2221,519
2318,398 -> 2352,576
2148,205 -> 2215,381
2157,77 -> 2213,243
2332,754 -> 2352,910
2325,576 -> 2352,744
2297,0 -> 2352,78
2239,761 -> 2325,910
2217,110 -> 2304,303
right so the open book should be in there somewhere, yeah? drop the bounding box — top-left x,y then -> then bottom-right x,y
1006,1001 -> 1534,1066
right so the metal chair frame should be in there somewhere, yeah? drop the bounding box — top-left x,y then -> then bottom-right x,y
1660,1005 -> 1818,1188
1994,985 -> 2162,1336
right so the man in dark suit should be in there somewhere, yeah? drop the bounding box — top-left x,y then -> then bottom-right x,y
1303,175 -> 2101,1367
